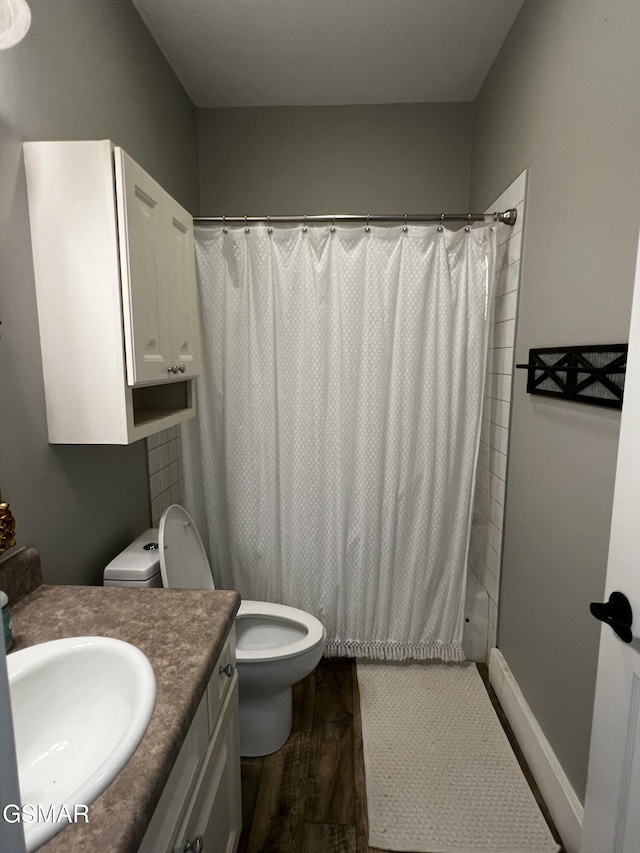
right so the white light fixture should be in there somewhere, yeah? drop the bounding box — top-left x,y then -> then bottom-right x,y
0,0 -> 31,50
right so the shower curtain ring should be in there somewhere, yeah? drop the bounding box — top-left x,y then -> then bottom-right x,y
403,214 -> 408,233
302,214 -> 307,233
365,214 -> 370,233
267,215 -> 272,234
222,215 -> 228,234
244,215 -> 250,234
438,213 -> 444,233
331,216 -> 336,233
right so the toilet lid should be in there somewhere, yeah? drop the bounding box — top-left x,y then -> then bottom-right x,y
158,505 -> 215,590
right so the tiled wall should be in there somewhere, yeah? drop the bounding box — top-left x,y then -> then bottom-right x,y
147,427 -> 184,526
468,169 -> 527,654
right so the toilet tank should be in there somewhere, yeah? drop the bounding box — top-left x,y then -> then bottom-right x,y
104,529 -> 163,587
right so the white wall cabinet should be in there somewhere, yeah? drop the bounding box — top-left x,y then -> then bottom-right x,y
138,628 -> 242,853
24,140 -> 201,444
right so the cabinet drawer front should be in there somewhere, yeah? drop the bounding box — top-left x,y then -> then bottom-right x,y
137,693 -> 209,853
174,677 -> 241,853
207,626 -> 236,738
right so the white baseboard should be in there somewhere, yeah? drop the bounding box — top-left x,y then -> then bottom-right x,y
489,648 -> 584,853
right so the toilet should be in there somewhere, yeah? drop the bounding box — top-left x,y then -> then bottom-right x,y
104,505 -> 326,757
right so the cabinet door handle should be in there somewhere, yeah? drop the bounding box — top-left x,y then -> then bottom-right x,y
178,364 -> 186,373
167,365 -> 179,374
183,837 -> 203,853
219,663 -> 234,678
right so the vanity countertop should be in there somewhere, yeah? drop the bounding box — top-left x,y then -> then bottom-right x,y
8,583 -> 240,853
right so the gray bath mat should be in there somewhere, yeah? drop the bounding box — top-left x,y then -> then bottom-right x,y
356,661 -> 561,853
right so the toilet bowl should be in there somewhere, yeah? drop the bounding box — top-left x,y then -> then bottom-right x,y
234,600 -> 325,756
105,505 -> 325,757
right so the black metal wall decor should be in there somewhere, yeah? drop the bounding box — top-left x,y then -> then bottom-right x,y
516,344 -> 627,409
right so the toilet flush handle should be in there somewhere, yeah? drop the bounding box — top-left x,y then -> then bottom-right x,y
219,663 -> 234,678
183,837 -> 203,853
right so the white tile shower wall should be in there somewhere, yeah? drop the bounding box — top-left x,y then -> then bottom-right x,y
147,427 -> 184,526
468,168 -> 527,657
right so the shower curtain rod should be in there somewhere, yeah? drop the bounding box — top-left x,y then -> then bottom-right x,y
193,208 -> 518,227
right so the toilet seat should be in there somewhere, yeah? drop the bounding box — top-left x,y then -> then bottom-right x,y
236,600 -> 326,663
158,505 -> 215,591
158,506 -> 325,663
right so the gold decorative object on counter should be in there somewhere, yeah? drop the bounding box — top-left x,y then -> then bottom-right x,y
0,493 -> 16,554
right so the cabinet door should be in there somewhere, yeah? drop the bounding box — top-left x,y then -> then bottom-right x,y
137,694 -> 210,853
174,678 -> 241,853
165,194 -> 201,379
115,149 -> 173,386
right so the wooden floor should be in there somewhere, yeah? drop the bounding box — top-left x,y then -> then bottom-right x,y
238,658 -> 566,853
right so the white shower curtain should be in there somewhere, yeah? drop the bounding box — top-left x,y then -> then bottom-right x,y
183,223 -> 496,661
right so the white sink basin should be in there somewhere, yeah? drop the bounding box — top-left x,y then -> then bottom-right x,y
7,636 -> 156,851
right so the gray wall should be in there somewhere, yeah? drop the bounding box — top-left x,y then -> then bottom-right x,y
197,104 -> 472,213
469,0 -> 640,801
0,0 -> 199,585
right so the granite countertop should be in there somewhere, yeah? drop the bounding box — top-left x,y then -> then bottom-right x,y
8,583 -> 240,853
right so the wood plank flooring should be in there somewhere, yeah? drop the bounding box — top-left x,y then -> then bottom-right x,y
238,658 -> 566,853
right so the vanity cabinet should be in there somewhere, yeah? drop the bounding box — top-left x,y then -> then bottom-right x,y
138,627 -> 241,853
23,140 -> 201,444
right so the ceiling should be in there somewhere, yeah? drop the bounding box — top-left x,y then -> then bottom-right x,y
131,0 -> 525,108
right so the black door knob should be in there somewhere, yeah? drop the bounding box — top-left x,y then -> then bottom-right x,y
590,591 -> 633,643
